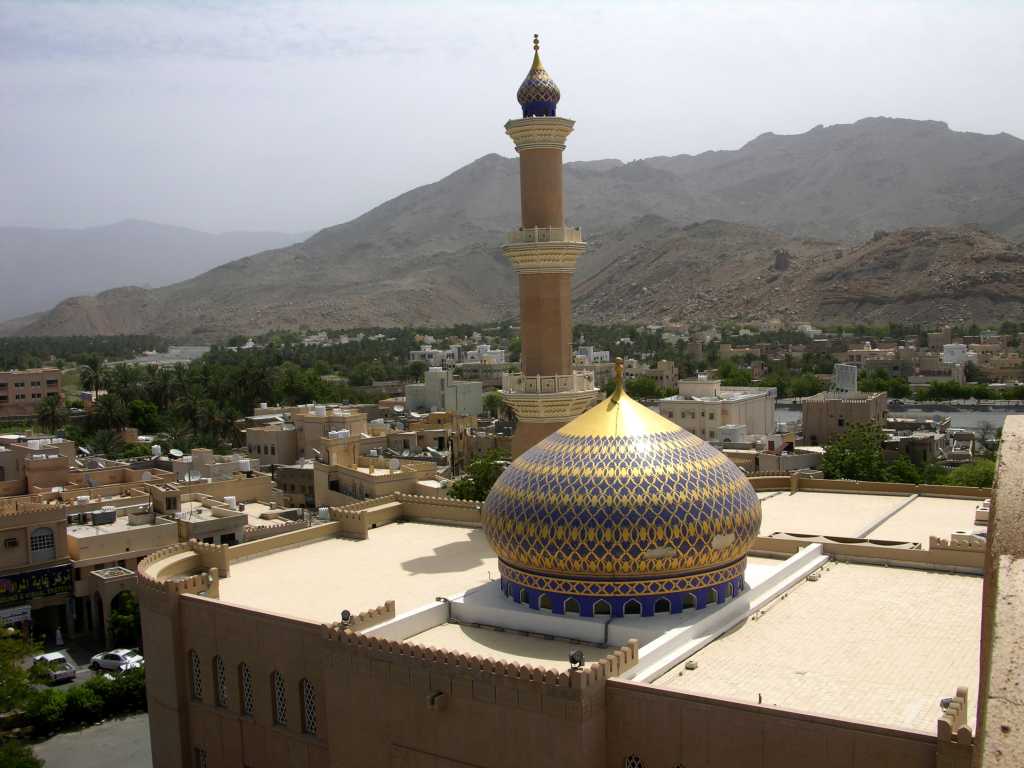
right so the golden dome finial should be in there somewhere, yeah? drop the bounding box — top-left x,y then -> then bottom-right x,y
612,357 -> 625,403
533,33 -> 540,52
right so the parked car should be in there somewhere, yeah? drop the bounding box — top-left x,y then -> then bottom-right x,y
90,648 -> 144,672
32,651 -> 76,684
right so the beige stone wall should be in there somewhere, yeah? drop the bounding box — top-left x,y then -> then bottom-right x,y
605,680 -> 945,768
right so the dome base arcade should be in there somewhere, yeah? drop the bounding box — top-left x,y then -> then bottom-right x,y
497,559 -> 748,618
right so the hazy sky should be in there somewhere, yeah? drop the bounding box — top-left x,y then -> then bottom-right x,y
2,0 -> 1023,234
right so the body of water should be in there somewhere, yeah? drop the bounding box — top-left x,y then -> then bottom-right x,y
776,406 -> 1021,434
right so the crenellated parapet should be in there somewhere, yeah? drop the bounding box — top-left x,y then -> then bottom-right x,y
323,618 -> 639,708
937,686 -> 973,767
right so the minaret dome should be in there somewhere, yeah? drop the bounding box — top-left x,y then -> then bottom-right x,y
516,34 -> 561,117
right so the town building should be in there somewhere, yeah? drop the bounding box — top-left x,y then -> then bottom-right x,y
0,367 -> 62,419
624,358 -> 679,391
656,375 -> 776,442
405,367 -> 483,417
801,391 -> 888,446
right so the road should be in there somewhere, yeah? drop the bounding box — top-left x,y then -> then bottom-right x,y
34,713 -> 152,768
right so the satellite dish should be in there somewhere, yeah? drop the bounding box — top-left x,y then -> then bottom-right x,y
169,449 -> 184,458
141,471 -> 153,481
569,650 -> 585,669
340,609 -> 352,625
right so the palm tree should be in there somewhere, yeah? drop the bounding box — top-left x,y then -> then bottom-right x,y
35,394 -> 67,434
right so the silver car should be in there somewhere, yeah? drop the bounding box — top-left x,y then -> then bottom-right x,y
33,651 -> 76,684
90,648 -> 144,672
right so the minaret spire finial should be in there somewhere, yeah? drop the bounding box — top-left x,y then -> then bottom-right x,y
612,357 -> 625,403
533,33 -> 539,52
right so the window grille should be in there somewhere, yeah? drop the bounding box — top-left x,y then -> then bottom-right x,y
189,650 -> 202,701
624,756 -> 644,768
239,663 -> 254,716
272,671 -> 287,725
300,679 -> 318,736
213,656 -> 227,707
29,527 -> 55,562
194,747 -> 208,768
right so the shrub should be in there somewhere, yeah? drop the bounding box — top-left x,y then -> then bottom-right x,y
0,739 -> 43,768
65,684 -> 104,726
24,688 -> 66,735
110,667 -> 147,713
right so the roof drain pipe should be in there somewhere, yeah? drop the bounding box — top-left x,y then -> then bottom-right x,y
603,614 -> 614,646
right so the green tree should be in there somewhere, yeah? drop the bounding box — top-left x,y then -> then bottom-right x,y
944,459 -> 996,488
883,455 -> 922,484
0,739 -> 43,768
35,394 -> 67,434
483,391 -> 504,418
108,592 -> 142,648
448,450 -> 509,501
0,629 -> 38,712
127,399 -> 162,434
822,424 -> 886,481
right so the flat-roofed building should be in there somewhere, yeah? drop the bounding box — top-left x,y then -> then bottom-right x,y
657,376 -> 776,441
0,367 -> 62,418
0,502 -> 71,639
802,390 -> 888,446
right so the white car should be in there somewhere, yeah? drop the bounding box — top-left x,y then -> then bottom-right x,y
33,651 -> 76,684
90,648 -> 144,672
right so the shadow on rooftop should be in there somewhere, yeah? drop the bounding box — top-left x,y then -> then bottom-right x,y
400,527 -> 493,574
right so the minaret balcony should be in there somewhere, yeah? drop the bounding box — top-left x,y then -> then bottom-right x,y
501,371 -> 599,423
502,229 -> 586,274
505,226 -> 583,245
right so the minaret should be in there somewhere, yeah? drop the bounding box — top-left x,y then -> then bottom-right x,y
502,35 -> 598,458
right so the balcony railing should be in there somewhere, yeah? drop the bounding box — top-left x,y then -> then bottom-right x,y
501,370 -> 596,395
505,226 -> 583,245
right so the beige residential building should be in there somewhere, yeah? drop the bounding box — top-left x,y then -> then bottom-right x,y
0,502 -> 71,638
802,391 -> 888,446
657,376 -> 776,441
0,367 -> 62,418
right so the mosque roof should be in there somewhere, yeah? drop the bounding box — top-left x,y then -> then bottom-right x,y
517,34 -> 561,118
483,361 -> 762,589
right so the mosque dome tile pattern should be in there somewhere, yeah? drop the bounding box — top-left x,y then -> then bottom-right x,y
483,372 -> 761,618
517,35 -> 560,117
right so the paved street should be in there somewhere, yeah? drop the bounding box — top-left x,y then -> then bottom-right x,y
33,713 -> 151,768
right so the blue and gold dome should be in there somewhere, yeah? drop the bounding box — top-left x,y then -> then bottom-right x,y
517,34 -> 560,117
483,363 -> 761,618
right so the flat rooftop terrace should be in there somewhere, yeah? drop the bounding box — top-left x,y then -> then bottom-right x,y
654,562 -> 982,733
217,522 -> 496,624
756,490 -> 986,547
408,623 -> 580,671
757,490 -> 907,538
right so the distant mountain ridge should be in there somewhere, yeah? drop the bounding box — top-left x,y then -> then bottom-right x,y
7,117 -> 1024,338
0,220 -> 305,321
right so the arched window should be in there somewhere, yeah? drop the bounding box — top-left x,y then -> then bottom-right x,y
726,582 -> 734,598
624,755 -> 645,768
593,600 -> 611,616
239,663 -> 254,716
683,592 -> 696,609
654,598 -> 671,615
300,678 -> 318,736
213,656 -> 227,707
624,600 -> 642,616
271,671 -> 287,725
189,650 -> 202,701
564,598 -> 581,615
29,527 -> 55,563
538,593 -> 552,611
709,586 -> 721,605
518,587 -> 528,605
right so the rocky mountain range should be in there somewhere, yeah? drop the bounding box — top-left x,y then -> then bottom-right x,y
0,220 -> 303,322
6,117 -> 1024,338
